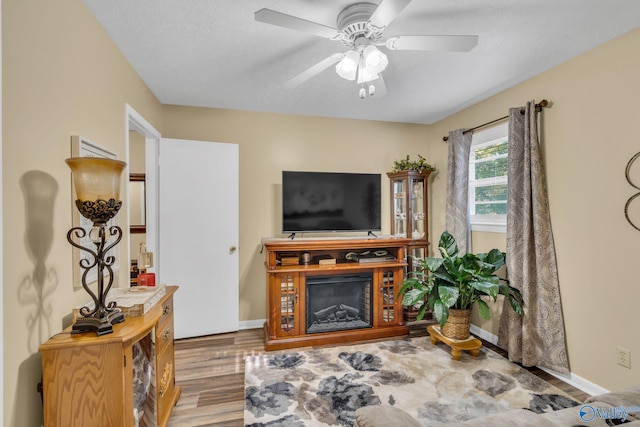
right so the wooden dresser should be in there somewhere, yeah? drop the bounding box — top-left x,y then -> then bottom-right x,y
40,286 -> 181,427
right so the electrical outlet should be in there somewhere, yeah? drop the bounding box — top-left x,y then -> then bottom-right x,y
617,346 -> 631,369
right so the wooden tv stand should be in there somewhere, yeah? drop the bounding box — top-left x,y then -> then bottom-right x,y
262,236 -> 411,350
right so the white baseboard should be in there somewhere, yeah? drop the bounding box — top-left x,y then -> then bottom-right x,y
470,325 -> 608,397
239,319 -> 266,330
538,366 -> 609,397
470,324 -> 499,345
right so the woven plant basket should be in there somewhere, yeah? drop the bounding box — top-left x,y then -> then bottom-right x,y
442,309 -> 471,340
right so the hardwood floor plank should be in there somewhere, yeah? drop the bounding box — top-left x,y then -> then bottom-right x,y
175,336 -> 236,351
167,327 -> 589,426
197,374 -> 245,407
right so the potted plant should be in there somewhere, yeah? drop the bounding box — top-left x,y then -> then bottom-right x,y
398,230 -> 524,340
391,154 -> 436,174
402,300 -> 428,322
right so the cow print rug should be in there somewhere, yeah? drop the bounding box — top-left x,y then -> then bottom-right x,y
244,337 -> 579,426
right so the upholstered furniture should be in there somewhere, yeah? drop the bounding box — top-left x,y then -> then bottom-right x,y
354,386 -> 640,427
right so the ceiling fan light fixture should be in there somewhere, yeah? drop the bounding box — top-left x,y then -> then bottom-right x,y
357,68 -> 378,84
256,0 -> 480,99
363,45 -> 388,74
335,50 -> 360,81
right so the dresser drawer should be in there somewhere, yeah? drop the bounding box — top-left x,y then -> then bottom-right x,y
156,296 -> 174,335
155,321 -> 174,357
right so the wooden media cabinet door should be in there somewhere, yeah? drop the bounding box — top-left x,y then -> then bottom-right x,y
375,267 -> 404,327
269,272 -> 301,337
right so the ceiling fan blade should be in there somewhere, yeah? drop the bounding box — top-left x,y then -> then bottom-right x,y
284,53 -> 345,89
368,0 -> 412,29
385,35 -> 479,52
255,8 -> 338,39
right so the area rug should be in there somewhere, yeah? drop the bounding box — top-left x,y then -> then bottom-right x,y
244,337 -> 580,426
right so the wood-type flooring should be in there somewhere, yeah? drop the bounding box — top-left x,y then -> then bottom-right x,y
167,325 -> 590,426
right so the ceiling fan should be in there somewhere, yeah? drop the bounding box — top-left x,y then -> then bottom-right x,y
255,0 -> 478,98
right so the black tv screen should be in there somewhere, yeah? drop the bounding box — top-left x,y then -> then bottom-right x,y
282,171 -> 381,233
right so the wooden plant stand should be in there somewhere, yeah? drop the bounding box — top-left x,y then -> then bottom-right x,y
427,324 -> 482,361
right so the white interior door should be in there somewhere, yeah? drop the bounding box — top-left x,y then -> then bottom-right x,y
158,138 -> 239,338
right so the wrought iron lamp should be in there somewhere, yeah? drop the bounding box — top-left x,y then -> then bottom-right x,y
66,157 -> 127,335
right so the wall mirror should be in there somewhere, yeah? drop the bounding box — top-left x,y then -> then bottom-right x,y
130,173 -> 146,233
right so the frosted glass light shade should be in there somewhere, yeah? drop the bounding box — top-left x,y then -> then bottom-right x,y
336,50 -> 360,81
363,45 -> 388,74
362,45 -> 389,74
66,157 -> 127,202
357,68 -> 379,84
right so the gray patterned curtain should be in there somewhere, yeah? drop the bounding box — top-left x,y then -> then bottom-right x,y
445,129 -> 472,254
498,100 -> 569,374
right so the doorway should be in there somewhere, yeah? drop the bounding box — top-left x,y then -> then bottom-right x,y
125,105 -> 240,339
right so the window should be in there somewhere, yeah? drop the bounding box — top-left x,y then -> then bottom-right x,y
469,123 -> 508,232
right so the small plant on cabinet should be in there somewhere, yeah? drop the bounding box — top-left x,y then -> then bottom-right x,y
390,154 -> 436,174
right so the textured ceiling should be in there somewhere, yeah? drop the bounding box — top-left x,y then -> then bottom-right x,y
83,0 -> 640,124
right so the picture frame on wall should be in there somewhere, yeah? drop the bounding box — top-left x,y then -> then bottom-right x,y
70,135 -> 120,290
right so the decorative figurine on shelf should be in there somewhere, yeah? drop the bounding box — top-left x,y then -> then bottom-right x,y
413,181 -> 423,197
137,243 -> 156,286
66,157 -> 127,336
412,229 -> 424,240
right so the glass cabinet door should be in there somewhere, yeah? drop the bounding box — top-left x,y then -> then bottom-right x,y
410,177 -> 426,240
388,170 -> 431,241
378,268 -> 402,326
275,272 -> 299,336
393,179 -> 406,237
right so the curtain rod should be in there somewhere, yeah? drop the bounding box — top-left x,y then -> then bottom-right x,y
442,99 -> 549,142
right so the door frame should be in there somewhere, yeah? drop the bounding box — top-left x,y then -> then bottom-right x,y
1,0 -> 4,411
125,105 -> 160,270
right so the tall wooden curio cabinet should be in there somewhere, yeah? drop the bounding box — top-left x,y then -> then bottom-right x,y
387,170 -> 432,272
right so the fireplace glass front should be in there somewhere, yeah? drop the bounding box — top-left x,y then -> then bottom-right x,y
305,273 -> 372,334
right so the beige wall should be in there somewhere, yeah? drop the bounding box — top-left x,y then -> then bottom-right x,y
129,130 -> 147,173
429,28 -> 640,391
2,0 -> 162,425
161,106 -> 433,322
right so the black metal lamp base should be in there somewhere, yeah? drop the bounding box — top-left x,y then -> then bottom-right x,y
71,309 -> 125,336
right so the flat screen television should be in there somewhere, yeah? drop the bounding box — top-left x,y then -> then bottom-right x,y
282,171 -> 381,234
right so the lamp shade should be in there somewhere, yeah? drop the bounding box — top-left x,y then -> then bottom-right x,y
66,157 -> 127,202
363,45 -> 388,75
335,50 -> 360,81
